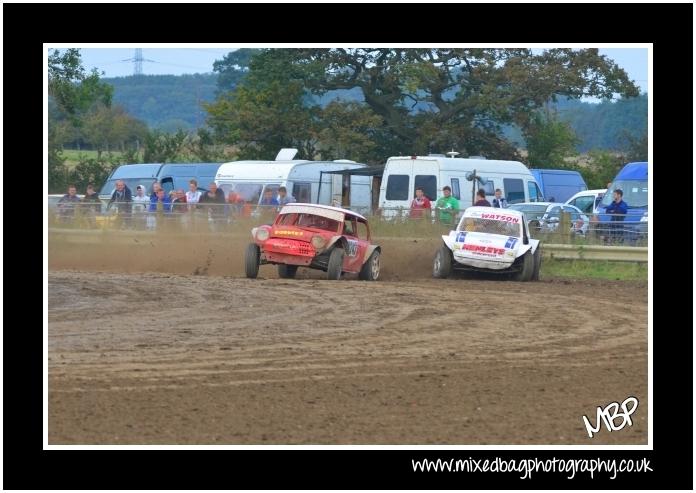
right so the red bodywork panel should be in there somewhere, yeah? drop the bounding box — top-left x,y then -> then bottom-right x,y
254,216 -> 373,273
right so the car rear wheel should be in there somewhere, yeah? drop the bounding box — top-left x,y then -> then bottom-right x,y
245,243 -> 260,279
359,249 -> 380,281
433,245 -> 453,278
531,246 -> 541,281
326,248 -> 344,280
278,264 -> 298,279
512,251 -> 534,282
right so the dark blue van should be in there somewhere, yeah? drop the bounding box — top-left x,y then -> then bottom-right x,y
595,162 -> 648,244
530,169 -> 588,203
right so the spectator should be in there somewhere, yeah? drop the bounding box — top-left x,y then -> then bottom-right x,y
149,189 -> 172,213
81,183 -> 101,213
80,184 -> 101,227
150,181 -> 161,200
199,182 -> 226,205
409,186 -> 432,219
604,188 -> 628,243
277,186 -> 295,206
132,184 -> 150,213
171,189 -> 188,213
57,184 -> 81,222
435,186 -> 460,225
492,188 -> 508,208
186,179 -> 202,209
474,188 -> 491,207
226,191 -> 244,217
260,188 -> 280,206
107,180 -> 132,218
199,182 -> 227,227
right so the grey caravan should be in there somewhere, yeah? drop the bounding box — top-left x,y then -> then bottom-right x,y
378,155 -> 542,216
215,149 -> 372,209
99,162 -> 223,200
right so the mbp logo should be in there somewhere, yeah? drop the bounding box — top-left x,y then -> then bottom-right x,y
582,396 -> 639,438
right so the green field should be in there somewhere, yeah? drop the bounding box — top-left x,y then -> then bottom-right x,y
61,150 -> 126,168
541,257 -> 648,281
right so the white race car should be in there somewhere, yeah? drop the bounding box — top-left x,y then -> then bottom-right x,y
433,206 -> 541,281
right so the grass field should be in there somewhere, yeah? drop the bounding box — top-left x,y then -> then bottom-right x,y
61,150 -> 125,168
541,257 -> 648,281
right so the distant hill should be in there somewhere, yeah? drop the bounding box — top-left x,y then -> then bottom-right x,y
106,74 -> 647,151
105,74 -> 219,132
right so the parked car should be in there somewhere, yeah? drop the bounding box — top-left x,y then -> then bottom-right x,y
245,203 -> 381,281
508,202 -> 589,236
432,206 -> 541,281
565,189 -> 606,215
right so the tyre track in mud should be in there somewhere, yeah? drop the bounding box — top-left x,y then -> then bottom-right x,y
48,267 -> 648,445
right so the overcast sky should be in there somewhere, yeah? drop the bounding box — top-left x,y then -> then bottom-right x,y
77,47 -> 648,95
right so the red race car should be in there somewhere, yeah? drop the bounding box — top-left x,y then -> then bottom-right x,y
245,203 -> 381,281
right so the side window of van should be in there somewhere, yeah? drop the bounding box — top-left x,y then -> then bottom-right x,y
386,175 -> 409,200
482,180 -> 495,195
451,178 -> 461,199
527,181 -> 542,202
161,178 -> 174,194
293,182 -> 311,203
504,178 -> 525,204
415,175 -> 437,201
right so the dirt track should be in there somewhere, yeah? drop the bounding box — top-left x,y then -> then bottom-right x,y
48,231 -> 648,444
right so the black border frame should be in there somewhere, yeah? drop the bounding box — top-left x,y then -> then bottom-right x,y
5,2 -> 691,489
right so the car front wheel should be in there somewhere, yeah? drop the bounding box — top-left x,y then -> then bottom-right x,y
245,243 -> 260,279
359,249 -> 380,281
433,245 -> 453,278
326,248 -> 344,280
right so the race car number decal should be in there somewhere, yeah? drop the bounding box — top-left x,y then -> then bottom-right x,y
346,239 -> 359,257
456,232 -> 468,242
504,237 -> 518,249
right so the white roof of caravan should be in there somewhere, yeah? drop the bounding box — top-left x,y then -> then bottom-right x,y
386,156 -> 531,173
216,160 -> 365,180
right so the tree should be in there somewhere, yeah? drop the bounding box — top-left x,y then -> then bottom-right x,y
213,48 -> 262,93
143,129 -> 188,163
582,150 -> 626,189
620,126 -> 648,162
206,51 -> 320,160
523,110 -> 580,168
279,48 -> 639,157
48,48 -> 113,117
81,104 -> 148,157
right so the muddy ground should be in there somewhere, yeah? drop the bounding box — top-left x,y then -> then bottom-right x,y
48,230 -> 648,444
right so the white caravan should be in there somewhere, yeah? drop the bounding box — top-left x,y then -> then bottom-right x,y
215,149 -> 371,209
378,155 -> 543,216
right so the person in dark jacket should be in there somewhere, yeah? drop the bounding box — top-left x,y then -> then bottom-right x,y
107,180 -> 132,213
492,188 -> 508,208
604,188 -> 628,242
473,188 -> 491,207
81,184 -> 101,213
57,184 -> 81,222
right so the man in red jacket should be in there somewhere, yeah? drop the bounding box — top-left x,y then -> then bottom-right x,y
409,186 -> 432,219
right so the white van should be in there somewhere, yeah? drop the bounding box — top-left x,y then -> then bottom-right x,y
378,155 -> 543,216
214,149 -> 372,209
